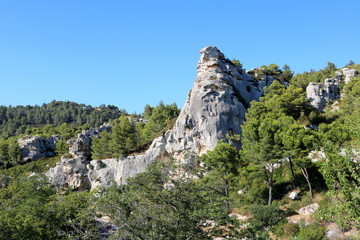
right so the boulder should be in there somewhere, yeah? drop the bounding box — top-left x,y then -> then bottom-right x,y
326,223 -> 346,240
297,203 -> 319,216
289,190 -> 300,200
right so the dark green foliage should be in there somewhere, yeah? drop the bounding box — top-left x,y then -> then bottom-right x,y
297,222 -> 326,240
201,141 -> 241,212
142,101 -> 180,143
55,138 -> 68,156
91,101 -> 180,160
91,131 -> 112,160
97,160 -> 240,240
0,168 -> 98,240
0,138 -> 23,169
0,101 -> 122,139
249,63 -> 294,83
231,58 -> 244,72
290,62 -> 338,90
239,204 -> 284,239
109,116 -> 137,158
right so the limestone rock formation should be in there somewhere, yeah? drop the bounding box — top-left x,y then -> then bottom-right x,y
306,67 -> 358,111
306,78 -> 340,111
46,155 -> 90,190
46,124 -> 111,189
18,135 -> 61,162
337,67 -> 358,84
68,123 -> 111,159
164,46 -> 273,157
47,46 -> 276,190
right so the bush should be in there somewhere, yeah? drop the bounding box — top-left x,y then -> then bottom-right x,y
297,223 -> 326,240
249,204 -> 284,231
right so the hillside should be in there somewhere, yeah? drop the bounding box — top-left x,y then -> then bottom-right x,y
1,47 -> 360,239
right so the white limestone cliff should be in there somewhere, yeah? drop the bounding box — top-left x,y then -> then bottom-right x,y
47,46 -> 276,190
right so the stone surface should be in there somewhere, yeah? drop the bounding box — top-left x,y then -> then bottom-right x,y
47,46 -> 278,190
164,46 -> 274,157
289,190 -> 300,200
306,78 -> 340,111
307,67 -> 358,111
18,135 -> 61,162
297,203 -> 319,216
341,67 -> 358,84
326,223 -> 346,240
88,136 -> 168,190
46,155 -> 90,190
67,123 -> 111,159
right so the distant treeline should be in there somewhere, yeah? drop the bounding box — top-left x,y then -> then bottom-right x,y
0,101 -> 124,138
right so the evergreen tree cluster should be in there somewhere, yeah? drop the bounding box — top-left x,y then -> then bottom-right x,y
92,102 -> 180,159
0,101 -> 123,139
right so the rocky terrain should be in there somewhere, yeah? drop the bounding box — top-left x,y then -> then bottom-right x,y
46,46 -> 277,190
28,47 -> 359,192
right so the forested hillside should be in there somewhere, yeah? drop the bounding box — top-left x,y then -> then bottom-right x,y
1,52 -> 360,239
0,101 -> 124,138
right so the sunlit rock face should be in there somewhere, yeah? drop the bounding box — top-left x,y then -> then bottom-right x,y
306,67 -> 358,111
47,46 -> 275,190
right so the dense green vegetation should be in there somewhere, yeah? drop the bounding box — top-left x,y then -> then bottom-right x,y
0,61 -> 359,239
0,101 -> 123,139
91,102 -> 179,159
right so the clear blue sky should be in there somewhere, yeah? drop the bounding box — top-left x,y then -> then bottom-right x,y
0,0 -> 359,113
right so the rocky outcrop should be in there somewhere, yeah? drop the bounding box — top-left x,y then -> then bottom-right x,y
47,46 -> 277,190
46,155 -> 90,190
88,136 -> 168,189
337,67 -> 358,84
164,46 -> 273,157
306,78 -> 340,111
67,124 -> 111,159
18,135 -> 61,162
306,67 -> 358,111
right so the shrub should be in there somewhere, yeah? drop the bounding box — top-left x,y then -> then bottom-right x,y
297,223 -> 326,240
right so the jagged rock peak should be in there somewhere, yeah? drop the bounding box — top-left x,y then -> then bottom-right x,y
47,46 -> 275,190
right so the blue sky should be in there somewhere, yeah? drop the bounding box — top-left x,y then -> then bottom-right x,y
0,0 -> 359,113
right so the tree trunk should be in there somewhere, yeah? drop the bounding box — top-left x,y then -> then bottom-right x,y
289,157 -> 296,189
301,167 -> 313,199
268,166 -> 273,205
225,179 -> 230,213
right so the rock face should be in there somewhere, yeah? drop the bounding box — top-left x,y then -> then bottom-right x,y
67,124 -> 111,159
306,78 -> 340,111
164,46 -> 273,156
306,67 -> 358,111
88,136 -> 167,189
338,67 -> 358,84
46,155 -> 90,190
18,135 -> 61,162
47,46 -> 276,190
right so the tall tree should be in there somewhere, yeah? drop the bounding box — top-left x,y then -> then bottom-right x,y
201,141 -> 240,213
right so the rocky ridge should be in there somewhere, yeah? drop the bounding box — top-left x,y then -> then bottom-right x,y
46,46 -> 277,190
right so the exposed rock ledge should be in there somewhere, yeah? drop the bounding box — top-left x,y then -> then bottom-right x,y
46,46 -> 276,190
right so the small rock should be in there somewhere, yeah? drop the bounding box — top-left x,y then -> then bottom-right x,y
298,203 -> 319,216
289,190 -> 300,200
326,223 -> 345,240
